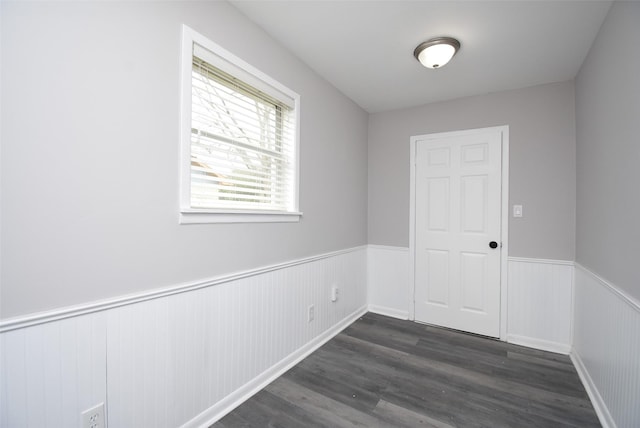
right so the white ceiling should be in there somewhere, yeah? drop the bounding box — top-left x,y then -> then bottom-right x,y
230,0 -> 612,113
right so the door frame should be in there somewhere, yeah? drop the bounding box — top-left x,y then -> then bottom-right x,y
408,125 -> 510,340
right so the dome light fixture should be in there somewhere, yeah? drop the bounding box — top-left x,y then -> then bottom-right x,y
414,37 -> 461,69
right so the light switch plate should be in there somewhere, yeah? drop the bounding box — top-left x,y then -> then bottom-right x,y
513,205 -> 523,218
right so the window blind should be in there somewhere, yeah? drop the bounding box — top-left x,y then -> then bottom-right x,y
190,48 -> 296,212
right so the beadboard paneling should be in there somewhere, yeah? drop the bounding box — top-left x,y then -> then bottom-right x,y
0,247 -> 367,428
507,258 -> 573,354
572,264 -> 640,428
367,245 -> 410,319
106,247 -> 367,427
369,252 -> 577,361
367,249 -> 575,355
0,313 -> 107,428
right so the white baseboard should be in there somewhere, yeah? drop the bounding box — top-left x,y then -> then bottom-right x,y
2,247 -> 368,428
570,351 -> 616,428
183,304 -> 368,428
507,258 -> 573,351
368,304 -> 409,320
507,256 -> 574,266
367,245 -> 410,319
506,334 -> 571,355
367,244 -> 410,252
572,263 -> 640,428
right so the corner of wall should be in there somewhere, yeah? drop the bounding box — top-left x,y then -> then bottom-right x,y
571,264 -> 640,428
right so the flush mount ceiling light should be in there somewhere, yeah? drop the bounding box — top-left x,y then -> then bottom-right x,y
414,37 -> 461,69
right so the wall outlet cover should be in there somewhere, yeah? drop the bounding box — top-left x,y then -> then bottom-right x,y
82,402 -> 105,428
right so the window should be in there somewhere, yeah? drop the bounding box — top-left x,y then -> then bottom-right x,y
180,26 -> 301,224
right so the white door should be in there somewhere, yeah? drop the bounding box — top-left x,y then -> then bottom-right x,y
414,128 -> 503,337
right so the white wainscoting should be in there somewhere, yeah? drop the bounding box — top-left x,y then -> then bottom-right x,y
367,245 -> 410,319
5,247 -> 635,428
572,264 -> 640,428
506,257 -> 574,354
367,247 -> 575,355
0,246 -> 367,428
0,313 -> 107,428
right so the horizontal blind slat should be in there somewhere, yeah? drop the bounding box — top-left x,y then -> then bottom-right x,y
191,190 -> 287,204
191,108 -> 293,151
191,130 -> 293,160
191,52 -> 295,108
191,173 -> 291,194
189,43 -> 295,211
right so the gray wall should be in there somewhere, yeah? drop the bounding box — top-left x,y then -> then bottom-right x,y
575,1 -> 640,301
368,81 -> 576,260
0,1 -> 369,318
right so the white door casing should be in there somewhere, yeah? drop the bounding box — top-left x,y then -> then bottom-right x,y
410,127 -> 508,338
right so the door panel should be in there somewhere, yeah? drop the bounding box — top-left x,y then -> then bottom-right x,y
461,175 -> 487,233
460,252 -> 487,312
414,129 -> 502,337
427,178 -> 449,231
426,250 -> 449,306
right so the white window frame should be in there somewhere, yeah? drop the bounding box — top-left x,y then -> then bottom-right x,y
179,25 -> 301,224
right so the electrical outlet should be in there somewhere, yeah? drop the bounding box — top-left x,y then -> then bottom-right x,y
331,286 -> 339,302
82,403 -> 105,428
308,304 -> 315,322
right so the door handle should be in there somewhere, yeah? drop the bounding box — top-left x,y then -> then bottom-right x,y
489,241 -> 498,249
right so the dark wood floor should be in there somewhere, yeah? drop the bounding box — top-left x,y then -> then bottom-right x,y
213,313 -> 600,427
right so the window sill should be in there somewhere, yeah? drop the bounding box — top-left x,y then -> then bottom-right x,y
179,209 -> 303,224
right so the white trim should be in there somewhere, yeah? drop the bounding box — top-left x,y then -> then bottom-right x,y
368,304 -> 410,320
179,210 -> 302,224
508,256 -> 574,266
506,334 -> 571,355
0,245 -> 366,333
191,43 -> 295,108
572,263 -> 639,428
569,262 -> 575,349
179,25 -> 301,223
180,25 -> 193,213
184,26 -> 299,112
575,262 -> 640,313
367,245 -> 411,318
182,304 -> 368,428
499,128 -> 509,340
408,126 -> 510,338
408,137 -> 417,321
570,351 -> 616,428
367,244 -> 409,252
507,258 -> 574,352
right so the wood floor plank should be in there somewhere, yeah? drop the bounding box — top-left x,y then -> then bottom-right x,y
230,390 -> 332,428
372,399 -> 456,428
283,363 -> 382,414
266,377 -> 384,427
506,349 -> 575,370
332,333 -> 596,421
213,313 -> 600,427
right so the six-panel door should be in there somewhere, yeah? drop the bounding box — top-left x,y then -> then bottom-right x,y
414,129 -> 502,337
